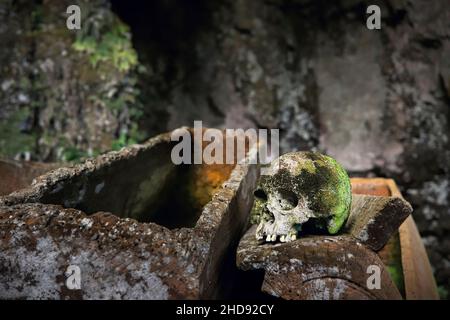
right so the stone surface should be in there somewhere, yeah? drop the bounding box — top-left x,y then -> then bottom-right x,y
0,203 -> 184,299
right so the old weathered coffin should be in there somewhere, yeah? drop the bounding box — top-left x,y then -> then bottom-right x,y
0,129 -> 258,299
0,144 -> 438,300
235,178 -> 438,300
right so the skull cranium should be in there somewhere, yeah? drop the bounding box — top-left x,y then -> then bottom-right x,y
251,151 -> 351,242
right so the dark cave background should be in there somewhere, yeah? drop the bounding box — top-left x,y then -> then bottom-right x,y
0,0 -> 449,297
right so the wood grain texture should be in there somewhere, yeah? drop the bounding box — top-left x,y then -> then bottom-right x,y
237,225 -> 402,300
351,178 -> 439,300
345,194 -> 412,251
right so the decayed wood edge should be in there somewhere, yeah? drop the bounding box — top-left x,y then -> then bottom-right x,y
351,178 -> 405,296
236,225 -> 402,300
346,194 -> 412,251
386,179 -> 440,300
351,178 -> 439,300
237,226 -> 402,300
351,177 -> 392,196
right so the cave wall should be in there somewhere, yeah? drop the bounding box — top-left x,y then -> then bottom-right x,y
124,0 -> 450,294
0,0 -> 145,161
0,0 -> 449,296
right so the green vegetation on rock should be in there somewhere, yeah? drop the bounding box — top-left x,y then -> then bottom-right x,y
73,22 -> 138,73
0,1 -> 148,162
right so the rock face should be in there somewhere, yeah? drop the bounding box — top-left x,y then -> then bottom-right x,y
0,130 -> 259,299
0,0 -> 145,161
0,0 -> 448,295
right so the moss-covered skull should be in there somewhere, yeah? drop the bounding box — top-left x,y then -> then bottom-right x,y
251,151 -> 351,242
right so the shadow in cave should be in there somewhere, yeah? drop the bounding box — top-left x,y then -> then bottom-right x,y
110,0 -> 211,79
109,0 -> 213,136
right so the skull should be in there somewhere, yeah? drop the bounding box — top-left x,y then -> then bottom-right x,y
251,151 -> 351,242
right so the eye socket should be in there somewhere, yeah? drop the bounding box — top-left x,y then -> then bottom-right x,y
254,189 -> 267,200
277,189 -> 298,210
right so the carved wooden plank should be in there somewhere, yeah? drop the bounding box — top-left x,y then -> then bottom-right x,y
351,178 -> 439,300
385,179 -> 440,300
351,178 -> 391,197
345,194 -> 412,251
237,225 -> 402,300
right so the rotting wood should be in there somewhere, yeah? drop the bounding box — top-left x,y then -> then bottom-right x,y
351,178 -> 439,300
237,225 -> 402,300
345,194 -> 412,251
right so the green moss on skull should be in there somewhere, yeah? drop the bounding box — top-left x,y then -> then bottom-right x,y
256,151 -> 351,235
317,153 -> 352,233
